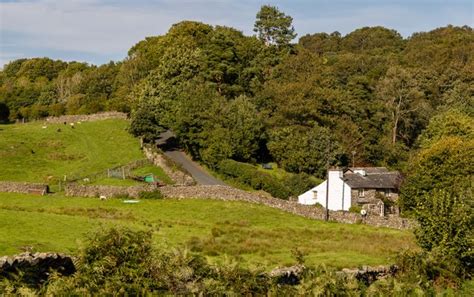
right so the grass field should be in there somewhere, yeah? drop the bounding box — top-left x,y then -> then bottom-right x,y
0,119 -> 159,185
0,192 -> 416,270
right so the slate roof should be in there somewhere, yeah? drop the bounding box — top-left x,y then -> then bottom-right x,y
342,168 -> 401,189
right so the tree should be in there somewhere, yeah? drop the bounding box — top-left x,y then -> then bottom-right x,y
254,5 -> 296,47
129,103 -> 164,142
400,136 -> 474,212
417,109 -> 474,148
414,189 -> 473,276
376,66 -> 425,145
267,125 -> 339,177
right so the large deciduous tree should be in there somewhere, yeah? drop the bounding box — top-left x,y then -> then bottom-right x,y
254,5 -> 296,47
376,66 -> 425,145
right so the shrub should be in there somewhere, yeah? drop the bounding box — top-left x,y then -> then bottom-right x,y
414,190 -> 473,277
349,205 -> 362,214
314,202 -> 323,208
139,190 -> 164,199
217,159 -> 291,199
283,173 -> 318,196
6,227 -> 471,295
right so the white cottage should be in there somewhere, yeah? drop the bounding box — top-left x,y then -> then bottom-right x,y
298,167 -> 401,215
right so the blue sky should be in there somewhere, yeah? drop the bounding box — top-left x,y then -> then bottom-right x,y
0,0 -> 472,67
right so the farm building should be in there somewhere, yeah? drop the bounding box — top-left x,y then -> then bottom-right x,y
298,167 -> 402,216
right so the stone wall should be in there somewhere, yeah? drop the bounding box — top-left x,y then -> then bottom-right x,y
0,181 -> 49,195
65,183 -> 157,198
143,146 -> 194,186
0,252 -> 75,285
44,111 -> 128,124
159,185 -> 415,230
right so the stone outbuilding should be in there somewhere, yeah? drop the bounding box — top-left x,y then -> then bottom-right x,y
298,167 -> 402,216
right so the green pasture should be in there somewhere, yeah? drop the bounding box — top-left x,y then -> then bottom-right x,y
0,193 -> 416,270
0,119 -> 171,187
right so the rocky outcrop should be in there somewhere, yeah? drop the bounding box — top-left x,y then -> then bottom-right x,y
44,112 -> 127,124
65,183 -> 157,198
0,181 -> 49,195
158,185 -> 415,230
0,252 -> 75,285
143,147 -> 194,186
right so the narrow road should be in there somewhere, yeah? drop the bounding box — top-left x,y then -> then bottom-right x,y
157,131 -> 226,186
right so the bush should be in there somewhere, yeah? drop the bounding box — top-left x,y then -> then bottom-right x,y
217,159 -> 291,199
5,227 -> 471,295
414,190 -> 473,277
283,173 -> 318,196
139,190 -> 164,199
349,205 -> 362,214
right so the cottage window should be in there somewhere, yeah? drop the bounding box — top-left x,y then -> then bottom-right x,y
358,189 -> 365,197
385,189 -> 391,197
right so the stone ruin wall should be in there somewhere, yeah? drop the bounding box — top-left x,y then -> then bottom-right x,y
64,183 -> 157,198
143,147 -> 195,186
44,111 -> 128,124
0,252 -> 75,284
0,181 -> 49,195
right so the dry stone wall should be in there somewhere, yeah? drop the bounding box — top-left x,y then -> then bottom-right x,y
65,183 -> 157,198
0,181 -> 49,195
159,185 -> 415,230
44,111 -> 127,124
0,252 -> 75,284
143,147 -> 194,186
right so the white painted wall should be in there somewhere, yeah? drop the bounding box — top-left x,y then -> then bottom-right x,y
298,180 -> 326,205
297,169 -> 352,211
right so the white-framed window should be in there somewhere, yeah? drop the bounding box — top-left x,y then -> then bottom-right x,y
358,189 -> 365,197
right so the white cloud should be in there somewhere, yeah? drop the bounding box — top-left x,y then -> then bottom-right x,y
1,0 -> 175,54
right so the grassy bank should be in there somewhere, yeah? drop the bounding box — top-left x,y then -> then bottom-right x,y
0,119 -> 144,183
0,119 -> 173,187
0,192 -> 416,269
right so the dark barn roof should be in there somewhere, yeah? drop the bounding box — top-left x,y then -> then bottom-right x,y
342,168 -> 401,189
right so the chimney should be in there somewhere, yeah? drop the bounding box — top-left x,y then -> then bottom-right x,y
328,168 -> 343,182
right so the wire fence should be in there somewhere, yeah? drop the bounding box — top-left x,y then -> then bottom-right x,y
58,159 -> 152,190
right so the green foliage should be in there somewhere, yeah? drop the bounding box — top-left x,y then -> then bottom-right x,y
349,205 -> 362,214
254,5 -> 297,47
414,190 -> 473,277
341,26 -> 404,52
138,190 -> 164,200
417,109 -> 474,148
4,227 -> 465,295
217,159 -> 291,199
45,228 -> 158,295
129,103 -> 164,142
282,172 -> 318,196
267,125 -> 339,177
400,136 -> 473,212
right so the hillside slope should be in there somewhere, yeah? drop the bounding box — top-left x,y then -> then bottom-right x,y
0,119 -> 144,184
